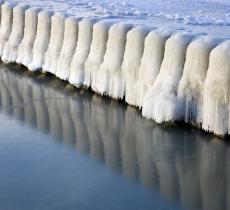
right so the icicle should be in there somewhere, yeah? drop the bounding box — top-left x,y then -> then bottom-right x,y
68,18 -> 95,87
2,4 -> 28,63
177,36 -> 221,125
142,32 -> 195,123
16,7 -> 41,66
122,26 -> 149,106
42,12 -> 66,74
0,2 -> 15,57
28,10 -> 53,71
83,21 -> 111,88
55,16 -> 80,81
202,41 -> 230,136
136,30 -> 171,108
93,23 -> 132,98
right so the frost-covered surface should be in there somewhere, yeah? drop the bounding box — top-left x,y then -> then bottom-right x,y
1,1 -> 230,137
6,0 -> 230,37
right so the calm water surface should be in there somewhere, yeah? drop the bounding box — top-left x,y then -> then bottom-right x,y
0,63 -> 229,210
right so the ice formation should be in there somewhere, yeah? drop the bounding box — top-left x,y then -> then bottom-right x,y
93,23 -> 132,98
136,30 -> 171,108
28,10 -> 53,71
142,33 -> 195,123
122,26 -> 149,106
0,3 -> 229,136
1,4 -> 28,63
68,19 -> 95,87
42,12 -> 66,74
202,41 -> 230,136
177,36 -> 221,125
16,7 -> 41,66
0,2 -> 15,56
56,17 -> 80,81
84,21 -> 111,88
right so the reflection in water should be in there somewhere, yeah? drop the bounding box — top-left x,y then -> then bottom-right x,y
0,63 -> 229,210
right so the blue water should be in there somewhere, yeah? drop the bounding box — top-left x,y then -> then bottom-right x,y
0,63 -> 228,210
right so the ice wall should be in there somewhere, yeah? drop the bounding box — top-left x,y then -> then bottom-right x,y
56,17 -> 80,81
1,4 -> 28,63
28,10 -> 53,71
0,3 -> 230,137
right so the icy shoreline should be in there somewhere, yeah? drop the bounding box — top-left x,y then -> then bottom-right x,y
0,2 -> 230,137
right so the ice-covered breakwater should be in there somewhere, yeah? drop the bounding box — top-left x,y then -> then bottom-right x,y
0,2 -> 229,137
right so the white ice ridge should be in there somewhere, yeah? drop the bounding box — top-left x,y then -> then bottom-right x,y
42,12 -> 66,74
56,17 -> 80,81
142,33 -> 195,123
68,18 -> 95,87
28,10 -> 53,71
1,3 -> 230,137
0,2 -> 15,56
2,4 -> 28,63
16,7 -> 41,66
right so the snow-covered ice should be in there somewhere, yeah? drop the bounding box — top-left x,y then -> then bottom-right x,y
0,0 -> 229,136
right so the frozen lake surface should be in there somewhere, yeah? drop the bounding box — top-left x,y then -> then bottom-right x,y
6,0 -> 230,37
0,63 -> 229,210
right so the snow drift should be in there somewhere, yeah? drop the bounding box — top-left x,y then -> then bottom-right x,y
0,3 -> 230,137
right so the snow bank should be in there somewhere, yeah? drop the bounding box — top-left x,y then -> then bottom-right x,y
42,12 -> 66,74
28,10 -> 53,71
56,16 -> 80,81
2,4 -> 28,63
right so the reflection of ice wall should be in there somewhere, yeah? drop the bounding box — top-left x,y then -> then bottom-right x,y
0,4 -> 230,136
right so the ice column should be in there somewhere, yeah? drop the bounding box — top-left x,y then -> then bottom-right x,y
68,19 -> 95,87
16,7 -> 40,66
0,2 -> 15,56
136,30 -> 170,108
122,26 -> 149,106
43,12 -> 66,74
28,10 -> 53,71
2,4 -> 28,63
177,36 -> 220,125
56,17 -> 80,81
93,23 -> 132,98
202,41 -> 230,136
142,33 -> 195,123
84,22 -> 111,88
